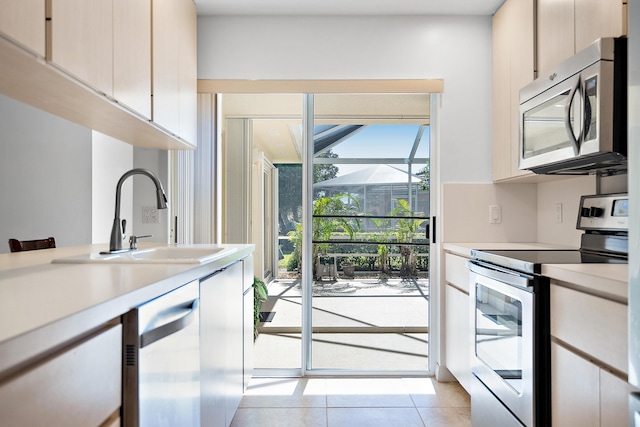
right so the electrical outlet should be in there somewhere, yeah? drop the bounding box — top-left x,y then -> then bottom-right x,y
555,203 -> 563,223
142,206 -> 159,224
489,205 -> 502,224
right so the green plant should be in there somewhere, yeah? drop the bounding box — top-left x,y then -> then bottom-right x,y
253,277 -> 268,340
391,199 -> 427,277
371,218 -> 393,274
288,193 -> 361,277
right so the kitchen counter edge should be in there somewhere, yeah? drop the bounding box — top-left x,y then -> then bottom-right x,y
443,242 -> 628,302
0,243 -> 254,375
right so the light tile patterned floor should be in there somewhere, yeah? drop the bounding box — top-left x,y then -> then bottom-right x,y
230,377 -> 471,427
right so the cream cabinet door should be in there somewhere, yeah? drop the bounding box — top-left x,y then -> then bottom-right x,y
600,368 -> 629,427
178,0 -> 197,146
575,0 -> 626,52
491,0 -> 535,182
551,342 -> 600,427
0,0 -> 45,56
491,1 -> 511,182
537,0 -> 575,75
0,324 -> 122,427
538,0 -> 626,75
152,0 -> 197,146
445,284 -> 472,392
49,0 -> 113,97
113,0 -> 152,119
152,0 -> 181,137
550,284 -> 627,374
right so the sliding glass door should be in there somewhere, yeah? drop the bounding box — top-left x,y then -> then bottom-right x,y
305,94 -> 431,374
222,92 -> 432,376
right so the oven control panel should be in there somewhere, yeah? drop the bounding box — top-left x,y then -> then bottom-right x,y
577,193 -> 628,231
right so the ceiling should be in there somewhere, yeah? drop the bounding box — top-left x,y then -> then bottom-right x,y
195,0 -> 506,16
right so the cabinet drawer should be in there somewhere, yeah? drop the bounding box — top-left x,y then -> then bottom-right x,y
445,253 -> 470,292
550,285 -> 627,373
0,323 -> 122,427
551,342 -> 600,427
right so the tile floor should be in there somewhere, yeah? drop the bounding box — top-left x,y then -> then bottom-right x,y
230,376 -> 471,427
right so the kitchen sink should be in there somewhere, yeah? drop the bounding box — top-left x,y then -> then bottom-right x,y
52,246 -> 237,264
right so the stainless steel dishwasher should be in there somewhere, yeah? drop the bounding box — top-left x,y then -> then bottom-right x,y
122,280 -> 200,427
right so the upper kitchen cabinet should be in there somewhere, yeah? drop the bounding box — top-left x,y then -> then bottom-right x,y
537,0 -> 627,75
49,0 -> 114,97
50,0 -> 152,119
0,0 -> 45,57
113,0 -> 152,119
152,0 -> 197,147
0,0 -> 195,149
491,0 -> 535,182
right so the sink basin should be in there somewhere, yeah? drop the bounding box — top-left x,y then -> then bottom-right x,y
52,246 -> 237,264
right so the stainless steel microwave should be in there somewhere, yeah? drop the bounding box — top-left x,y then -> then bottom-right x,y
519,37 -> 627,175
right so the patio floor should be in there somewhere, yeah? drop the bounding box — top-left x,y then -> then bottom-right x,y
254,275 -> 429,372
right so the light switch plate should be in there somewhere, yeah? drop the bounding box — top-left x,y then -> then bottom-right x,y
555,203 -> 563,223
489,205 -> 501,224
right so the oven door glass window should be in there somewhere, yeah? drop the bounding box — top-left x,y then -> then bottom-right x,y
475,283 -> 523,394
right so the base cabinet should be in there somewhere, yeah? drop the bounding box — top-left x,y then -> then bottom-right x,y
445,284 -> 472,392
243,256 -> 255,392
0,323 -> 122,427
550,284 -> 629,427
444,253 -> 473,392
200,257 -> 252,427
551,342 -> 629,427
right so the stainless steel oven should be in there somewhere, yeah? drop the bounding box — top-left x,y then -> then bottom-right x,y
469,260 -> 550,427
468,193 -> 628,427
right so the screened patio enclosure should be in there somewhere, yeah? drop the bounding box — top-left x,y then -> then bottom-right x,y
313,164 -> 429,233
306,122 -> 430,279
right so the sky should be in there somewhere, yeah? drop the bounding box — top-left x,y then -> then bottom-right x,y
326,124 -> 430,176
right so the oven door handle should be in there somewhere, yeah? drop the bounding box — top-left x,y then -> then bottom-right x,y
468,259 -> 534,290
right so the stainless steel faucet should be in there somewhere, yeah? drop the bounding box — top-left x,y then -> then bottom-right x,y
105,168 -> 167,253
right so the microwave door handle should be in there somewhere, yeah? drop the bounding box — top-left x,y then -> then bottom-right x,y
564,76 -> 583,155
583,87 -> 592,141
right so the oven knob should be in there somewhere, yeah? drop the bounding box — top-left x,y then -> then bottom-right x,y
590,206 -> 604,217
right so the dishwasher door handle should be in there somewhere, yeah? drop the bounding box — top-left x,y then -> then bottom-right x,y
140,298 -> 199,348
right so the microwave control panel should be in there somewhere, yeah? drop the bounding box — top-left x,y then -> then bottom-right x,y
577,193 -> 628,232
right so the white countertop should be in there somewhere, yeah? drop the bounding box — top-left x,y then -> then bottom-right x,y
0,243 -> 254,373
443,242 -> 628,302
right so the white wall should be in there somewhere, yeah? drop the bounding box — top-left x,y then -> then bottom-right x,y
133,147 -> 169,243
197,15 -> 494,184
0,94 -> 92,253
441,183 -> 538,243
91,139 -> 169,245
198,15 -> 494,378
536,176 -> 595,247
92,132 -> 133,244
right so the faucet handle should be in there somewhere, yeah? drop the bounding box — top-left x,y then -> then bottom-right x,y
121,219 -> 127,237
129,234 -> 152,250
